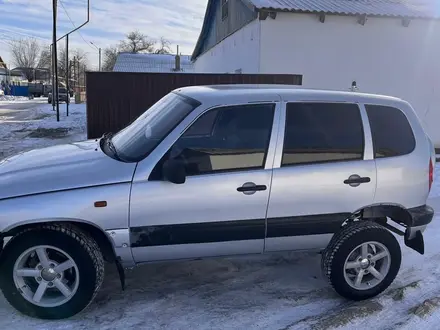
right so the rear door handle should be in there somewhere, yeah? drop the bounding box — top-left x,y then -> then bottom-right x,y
344,175 -> 371,187
237,182 -> 267,195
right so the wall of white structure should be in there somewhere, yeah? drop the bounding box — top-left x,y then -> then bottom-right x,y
194,13 -> 440,146
260,13 -> 440,146
194,19 -> 261,74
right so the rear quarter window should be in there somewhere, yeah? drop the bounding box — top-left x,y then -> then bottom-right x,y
365,104 -> 416,158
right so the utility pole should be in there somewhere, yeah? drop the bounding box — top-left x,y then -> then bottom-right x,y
49,0 -> 89,114
83,64 -> 86,86
73,56 -> 76,96
52,0 -> 60,122
77,58 -> 80,92
66,33 -> 69,116
50,44 -> 55,111
90,42 -> 101,71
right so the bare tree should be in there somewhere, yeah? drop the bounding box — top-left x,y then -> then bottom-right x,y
102,46 -> 119,71
37,49 -> 51,69
57,47 -> 88,83
71,49 -> 88,67
119,30 -> 155,53
154,37 -> 172,54
71,49 -> 88,87
9,38 -> 41,81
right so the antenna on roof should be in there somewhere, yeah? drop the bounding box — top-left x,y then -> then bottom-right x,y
350,80 -> 359,92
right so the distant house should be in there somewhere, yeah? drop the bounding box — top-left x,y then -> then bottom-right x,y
113,53 -> 195,73
10,67 -> 50,82
0,69 -> 25,85
192,0 -> 440,146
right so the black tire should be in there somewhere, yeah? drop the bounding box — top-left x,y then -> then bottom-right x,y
0,224 -> 104,319
322,221 -> 401,301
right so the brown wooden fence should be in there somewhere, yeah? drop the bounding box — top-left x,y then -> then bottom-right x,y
86,72 -> 303,139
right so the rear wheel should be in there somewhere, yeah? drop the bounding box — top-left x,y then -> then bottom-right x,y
322,221 -> 401,300
0,225 -> 104,319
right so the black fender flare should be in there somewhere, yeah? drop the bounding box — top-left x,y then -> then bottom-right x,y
349,203 -> 426,254
356,203 -> 413,227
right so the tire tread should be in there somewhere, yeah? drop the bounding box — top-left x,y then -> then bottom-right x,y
1,223 -> 105,317
321,220 -> 399,299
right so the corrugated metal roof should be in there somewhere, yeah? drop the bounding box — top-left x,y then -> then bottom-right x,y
248,0 -> 440,19
113,53 -> 195,73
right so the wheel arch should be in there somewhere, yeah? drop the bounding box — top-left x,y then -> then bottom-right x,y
354,203 -> 413,227
1,218 -> 117,263
349,203 -> 426,255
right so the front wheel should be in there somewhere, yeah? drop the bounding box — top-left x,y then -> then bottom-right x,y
322,221 -> 401,300
0,225 -> 104,319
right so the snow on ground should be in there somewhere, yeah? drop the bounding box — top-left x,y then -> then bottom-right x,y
1,104 -> 440,329
0,95 -> 32,103
0,102 -> 86,160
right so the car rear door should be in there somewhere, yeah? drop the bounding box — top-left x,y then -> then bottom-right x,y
265,101 -> 376,252
129,101 -> 281,262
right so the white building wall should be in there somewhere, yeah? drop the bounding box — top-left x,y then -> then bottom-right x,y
259,13 -> 440,146
194,19 -> 260,73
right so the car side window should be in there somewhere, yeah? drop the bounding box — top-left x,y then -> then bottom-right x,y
282,102 -> 364,166
182,109 -> 219,137
169,103 -> 275,176
365,104 -> 416,158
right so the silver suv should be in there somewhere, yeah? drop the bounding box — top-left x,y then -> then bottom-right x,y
0,85 -> 435,319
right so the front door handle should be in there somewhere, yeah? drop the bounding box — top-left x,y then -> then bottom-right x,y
237,182 -> 267,195
344,174 -> 371,187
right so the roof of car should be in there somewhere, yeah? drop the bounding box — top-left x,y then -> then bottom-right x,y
174,85 -> 404,105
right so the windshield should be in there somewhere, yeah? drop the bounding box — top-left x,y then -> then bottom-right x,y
111,92 -> 200,162
59,88 -> 67,93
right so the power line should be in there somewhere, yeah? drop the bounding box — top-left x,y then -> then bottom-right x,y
58,0 -> 95,51
0,27 -> 49,41
0,33 -> 13,41
0,33 -> 14,48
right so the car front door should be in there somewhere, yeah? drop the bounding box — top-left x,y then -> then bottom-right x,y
265,101 -> 377,252
129,102 -> 280,262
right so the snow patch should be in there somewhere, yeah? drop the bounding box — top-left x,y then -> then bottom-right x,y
0,103 -> 86,160
0,95 -> 30,103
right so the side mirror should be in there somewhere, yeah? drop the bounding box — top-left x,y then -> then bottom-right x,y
162,158 -> 186,184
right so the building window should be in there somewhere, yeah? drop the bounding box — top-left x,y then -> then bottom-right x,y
222,0 -> 229,21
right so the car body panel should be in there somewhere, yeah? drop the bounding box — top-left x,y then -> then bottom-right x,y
0,182 -> 132,236
130,100 -> 282,262
0,140 -> 136,201
265,101 -> 377,252
372,101 -> 432,208
266,160 -> 377,252
130,169 -> 273,262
